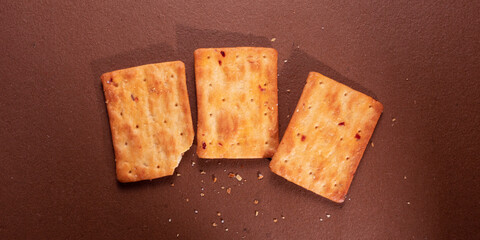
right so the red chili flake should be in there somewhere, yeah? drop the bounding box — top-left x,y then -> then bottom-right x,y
355,133 -> 361,139
220,51 -> 225,57
202,142 -> 206,149
218,142 -> 223,146
338,122 -> 345,126
301,135 -> 306,141
218,60 -> 222,66
258,85 -> 266,91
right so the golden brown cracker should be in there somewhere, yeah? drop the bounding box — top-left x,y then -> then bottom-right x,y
194,47 -> 279,158
270,72 -> 383,202
101,61 -> 194,182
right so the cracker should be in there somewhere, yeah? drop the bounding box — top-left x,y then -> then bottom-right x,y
194,47 -> 279,158
269,72 -> 383,203
101,61 -> 194,182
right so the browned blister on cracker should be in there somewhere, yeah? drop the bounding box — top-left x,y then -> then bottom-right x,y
101,61 -> 194,182
269,72 -> 383,203
194,47 -> 279,158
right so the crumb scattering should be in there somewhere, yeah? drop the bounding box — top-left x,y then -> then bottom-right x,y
235,174 -> 243,181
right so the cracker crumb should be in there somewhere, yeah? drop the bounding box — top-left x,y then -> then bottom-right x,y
392,118 -> 396,122
226,188 -> 231,194
217,212 -> 221,216
255,210 -> 259,216
177,234 -> 179,237
287,115 -> 290,118
320,218 -> 323,221
404,176 -> 407,180
186,198 -> 189,202
168,218 -> 172,222
228,172 -> 235,178
221,186 -> 225,189
176,173 -> 181,177
170,183 -> 174,187
194,210 -> 198,214
257,172 -> 264,180
225,228 -> 229,232
200,193 -> 205,197
271,38 -> 276,42
326,214 -> 331,218
254,199 -> 259,205
221,218 -> 224,223
284,59 -> 288,63
200,170 -> 206,175
286,89 -> 291,92
235,174 -> 243,181
273,218 -> 278,223
212,174 -> 217,183
281,215 -> 285,220
192,162 -> 196,167
371,142 -> 374,147
212,222 -> 217,227
407,201 -> 411,205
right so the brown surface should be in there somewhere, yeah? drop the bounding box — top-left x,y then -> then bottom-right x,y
0,1 -> 479,239
270,72 -> 383,203
195,47 -> 278,159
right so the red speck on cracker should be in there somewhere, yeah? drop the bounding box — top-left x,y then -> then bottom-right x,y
301,135 -> 306,141
220,51 -> 225,57
338,122 -> 345,126
259,85 -> 266,91
355,133 -> 361,140
202,142 -> 206,149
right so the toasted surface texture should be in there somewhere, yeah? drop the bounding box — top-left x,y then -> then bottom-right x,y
270,72 -> 383,203
194,47 -> 279,158
101,61 -> 194,182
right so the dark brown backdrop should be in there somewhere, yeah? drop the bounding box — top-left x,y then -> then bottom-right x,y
1,1 -> 479,239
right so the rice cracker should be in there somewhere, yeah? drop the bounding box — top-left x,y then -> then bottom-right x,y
101,61 -> 194,182
270,72 -> 383,202
194,47 -> 279,158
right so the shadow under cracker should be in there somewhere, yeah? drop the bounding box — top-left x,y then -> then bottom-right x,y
277,47 -> 380,139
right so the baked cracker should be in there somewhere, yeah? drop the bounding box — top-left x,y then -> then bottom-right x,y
270,72 -> 383,202
101,61 -> 194,182
194,47 -> 279,158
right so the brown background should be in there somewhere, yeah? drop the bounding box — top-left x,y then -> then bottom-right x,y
1,1 -> 479,239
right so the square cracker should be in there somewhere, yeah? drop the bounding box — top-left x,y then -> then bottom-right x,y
101,61 -> 194,182
194,47 -> 279,158
270,72 -> 383,203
